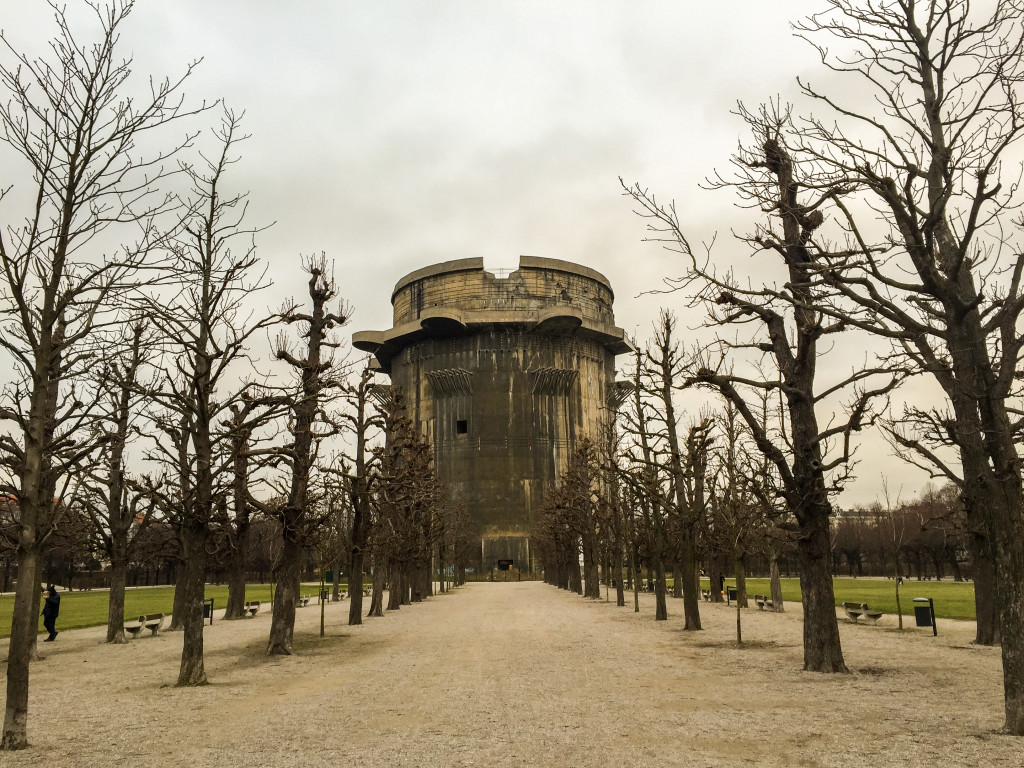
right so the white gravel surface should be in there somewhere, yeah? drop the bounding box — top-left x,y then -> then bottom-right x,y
1,581 -> 1020,767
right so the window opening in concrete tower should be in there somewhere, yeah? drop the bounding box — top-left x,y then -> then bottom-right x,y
456,419 -> 468,435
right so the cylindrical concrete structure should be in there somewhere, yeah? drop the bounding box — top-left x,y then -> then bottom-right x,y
354,256 -> 632,573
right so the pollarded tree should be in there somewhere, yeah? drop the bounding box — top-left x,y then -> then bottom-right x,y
0,0 -> 208,747
339,363 -> 382,624
618,345 -> 672,620
560,438 -> 603,600
266,258 -> 349,656
372,387 -> 441,611
624,103 -> 898,673
645,312 -> 709,629
220,389 -> 286,620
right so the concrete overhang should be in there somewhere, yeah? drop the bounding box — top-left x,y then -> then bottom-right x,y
357,313 -> 633,372
352,330 -> 385,353
419,307 -> 470,336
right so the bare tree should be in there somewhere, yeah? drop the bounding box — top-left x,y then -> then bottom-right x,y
624,103 -> 897,672
266,257 -> 349,656
221,389 -> 284,619
0,0 -> 207,747
143,109 -> 272,685
373,388 -> 441,612
79,321 -> 160,642
618,345 -> 671,619
778,0 -> 1024,729
340,363 -> 382,625
647,313 -> 708,629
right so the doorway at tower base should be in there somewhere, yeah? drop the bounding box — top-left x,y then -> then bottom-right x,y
478,531 -> 536,577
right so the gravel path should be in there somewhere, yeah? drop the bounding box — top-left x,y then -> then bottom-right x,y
1,581 -> 1020,767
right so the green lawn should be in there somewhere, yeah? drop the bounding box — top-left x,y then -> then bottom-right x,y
700,577 -> 976,620
0,582 -> 346,639
2,577 -> 975,638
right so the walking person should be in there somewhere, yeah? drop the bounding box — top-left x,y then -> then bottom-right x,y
41,584 -> 60,641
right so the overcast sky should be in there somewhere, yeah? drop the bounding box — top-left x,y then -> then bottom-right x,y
1,0 -> 947,506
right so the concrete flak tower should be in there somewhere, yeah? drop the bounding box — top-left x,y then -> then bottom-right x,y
354,256 -> 632,573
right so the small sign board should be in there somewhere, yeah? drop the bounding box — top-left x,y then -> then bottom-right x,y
497,559 -> 514,571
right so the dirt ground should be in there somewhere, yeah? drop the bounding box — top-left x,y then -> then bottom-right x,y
0,581 -> 1020,767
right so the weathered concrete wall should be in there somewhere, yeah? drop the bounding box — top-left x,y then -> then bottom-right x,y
355,257 -> 631,572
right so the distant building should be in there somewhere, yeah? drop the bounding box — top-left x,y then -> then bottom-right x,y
354,256 -> 632,572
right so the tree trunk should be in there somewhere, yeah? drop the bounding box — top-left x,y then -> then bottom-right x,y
736,595 -> 743,646
267,536 -> 301,655
582,530 -> 600,599
709,559 -> 725,603
348,549 -> 364,626
986,477 -> 1024,733
769,552 -> 785,613
629,556 -> 640,612
615,556 -> 625,607
224,516 -> 250,620
387,566 -> 402,611
797,514 -> 847,673
970,530 -> 999,646
27,583 -> 42,662
331,560 -> 342,602
672,562 -> 683,598
568,555 -> 582,595
735,556 -> 748,608
224,546 -> 247,621
170,562 -> 187,631
367,561 -> 384,617
175,523 -> 208,686
106,556 -> 127,643
400,566 -> 412,605
681,539 -> 701,630
654,558 -> 667,621
1,548 -> 39,749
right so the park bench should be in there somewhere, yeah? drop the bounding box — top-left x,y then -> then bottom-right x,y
860,605 -> 883,624
755,594 -> 766,610
243,601 -> 261,617
124,613 -> 165,639
842,602 -> 883,625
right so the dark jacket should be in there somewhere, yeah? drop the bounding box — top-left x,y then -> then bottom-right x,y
42,592 -> 60,619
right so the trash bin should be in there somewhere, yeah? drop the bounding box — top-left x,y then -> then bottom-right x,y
913,597 -> 937,636
202,598 -> 214,625
727,586 -> 737,601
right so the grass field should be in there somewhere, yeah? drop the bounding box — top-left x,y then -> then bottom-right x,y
1,577 -> 975,638
0,583 -> 345,639
699,577 -> 976,620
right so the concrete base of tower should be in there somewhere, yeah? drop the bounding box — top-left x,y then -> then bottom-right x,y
477,531 -> 537,576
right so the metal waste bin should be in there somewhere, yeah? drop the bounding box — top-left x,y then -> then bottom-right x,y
913,597 -> 937,636
727,586 -> 737,602
202,597 -> 214,625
